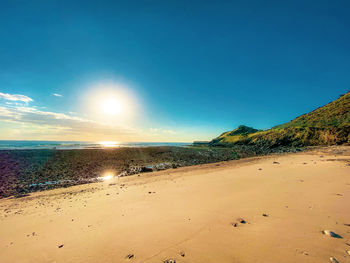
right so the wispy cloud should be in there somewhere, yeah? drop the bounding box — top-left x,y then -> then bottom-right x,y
52,93 -> 62,97
0,92 -> 181,141
0,92 -> 33,103
0,92 -> 137,140
0,105 -> 136,137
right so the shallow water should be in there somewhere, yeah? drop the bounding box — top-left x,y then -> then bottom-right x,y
0,140 -> 190,150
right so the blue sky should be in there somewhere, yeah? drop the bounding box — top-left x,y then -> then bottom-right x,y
0,0 -> 349,142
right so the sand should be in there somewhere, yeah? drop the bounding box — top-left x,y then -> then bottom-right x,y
0,146 -> 349,263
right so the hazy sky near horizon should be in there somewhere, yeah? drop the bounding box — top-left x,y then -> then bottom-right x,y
0,0 -> 349,142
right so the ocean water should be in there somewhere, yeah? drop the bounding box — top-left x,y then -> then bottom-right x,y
0,140 -> 190,150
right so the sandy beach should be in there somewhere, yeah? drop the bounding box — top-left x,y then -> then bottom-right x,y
1,146 -> 349,263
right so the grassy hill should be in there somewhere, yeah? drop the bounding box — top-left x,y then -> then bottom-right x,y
210,92 -> 350,147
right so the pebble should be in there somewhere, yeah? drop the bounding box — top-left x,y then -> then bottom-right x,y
330,257 -> 339,263
322,230 -> 342,238
237,218 -> 246,224
126,254 -> 134,259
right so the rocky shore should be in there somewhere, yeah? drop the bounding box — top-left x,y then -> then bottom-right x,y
0,145 -> 302,198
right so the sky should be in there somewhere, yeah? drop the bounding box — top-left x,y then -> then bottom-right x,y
0,0 -> 349,142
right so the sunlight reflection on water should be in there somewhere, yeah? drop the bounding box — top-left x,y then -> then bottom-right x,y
97,171 -> 115,181
98,141 -> 119,148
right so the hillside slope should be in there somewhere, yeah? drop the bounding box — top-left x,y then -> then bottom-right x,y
210,92 -> 350,147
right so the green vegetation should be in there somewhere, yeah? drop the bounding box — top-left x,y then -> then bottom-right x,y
210,92 -> 350,147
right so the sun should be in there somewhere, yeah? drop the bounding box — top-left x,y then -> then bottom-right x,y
102,98 -> 121,116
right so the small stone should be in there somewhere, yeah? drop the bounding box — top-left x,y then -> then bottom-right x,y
237,218 -> 246,224
322,230 -> 342,238
346,250 -> 350,255
58,244 -> 64,248
126,254 -> 134,259
163,260 -> 176,263
329,257 -> 339,263
262,214 -> 269,217
180,252 -> 185,257
273,161 -> 280,164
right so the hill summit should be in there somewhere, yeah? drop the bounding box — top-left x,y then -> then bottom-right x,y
210,92 -> 350,147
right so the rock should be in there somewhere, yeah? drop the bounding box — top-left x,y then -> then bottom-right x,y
322,230 -> 342,238
141,166 -> 153,172
58,244 -> 64,248
180,252 -> 185,257
262,213 -> 269,217
126,254 -> 134,259
329,257 -> 339,263
346,250 -> 350,255
237,218 -> 246,224
163,260 -> 176,263
273,161 -> 280,164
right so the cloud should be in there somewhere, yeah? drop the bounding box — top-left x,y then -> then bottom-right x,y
0,105 -> 137,139
52,93 -> 63,97
0,92 -> 33,103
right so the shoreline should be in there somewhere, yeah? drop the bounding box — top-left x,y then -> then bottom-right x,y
0,145 -> 303,198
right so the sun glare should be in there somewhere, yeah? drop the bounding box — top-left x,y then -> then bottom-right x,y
98,171 -> 115,181
102,98 -> 121,116
99,141 -> 118,147
83,82 -> 140,127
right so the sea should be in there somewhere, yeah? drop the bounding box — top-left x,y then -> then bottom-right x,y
0,140 -> 190,150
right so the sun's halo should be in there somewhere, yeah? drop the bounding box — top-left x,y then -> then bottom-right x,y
102,98 -> 121,116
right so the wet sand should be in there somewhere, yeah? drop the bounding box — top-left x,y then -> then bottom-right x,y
0,146 -> 349,263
